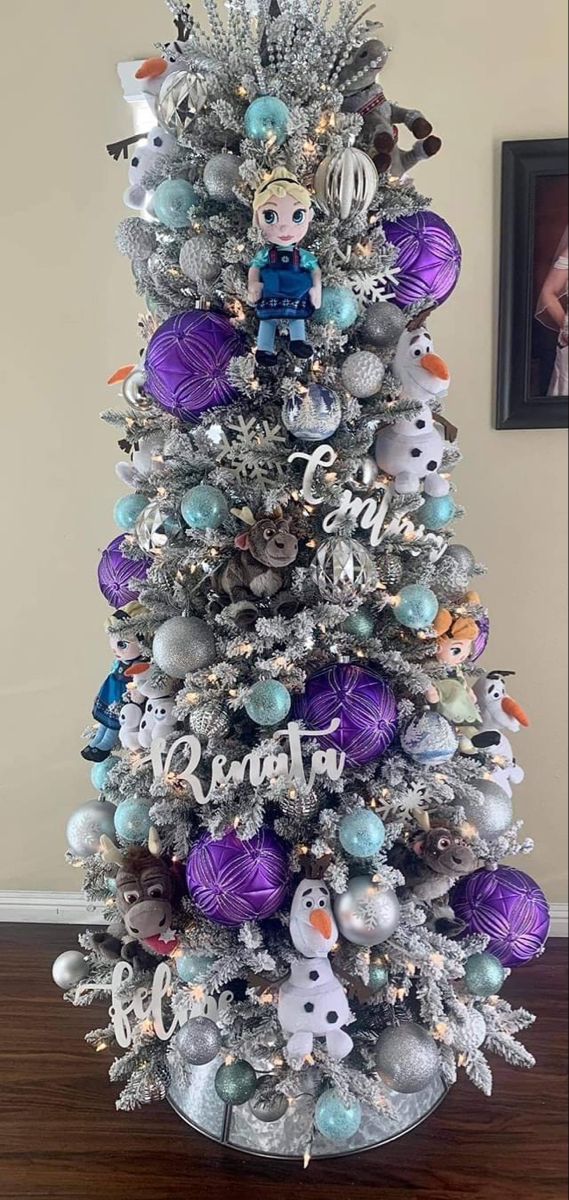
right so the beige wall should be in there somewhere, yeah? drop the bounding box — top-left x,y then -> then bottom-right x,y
1,0 -> 567,900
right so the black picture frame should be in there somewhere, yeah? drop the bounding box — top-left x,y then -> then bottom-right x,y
496,138 -> 568,430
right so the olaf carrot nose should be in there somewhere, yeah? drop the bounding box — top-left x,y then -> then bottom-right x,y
502,696 -> 530,727
310,909 -> 333,939
420,353 -> 450,381
135,57 -> 168,80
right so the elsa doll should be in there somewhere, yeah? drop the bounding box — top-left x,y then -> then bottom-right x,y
536,226 -> 568,397
248,168 -> 322,366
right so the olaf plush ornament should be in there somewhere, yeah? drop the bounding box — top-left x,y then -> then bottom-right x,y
119,663 -> 178,750
374,326 -> 452,497
278,881 -> 354,1061
123,126 -> 178,213
467,672 -> 529,797
116,431 -> 165,489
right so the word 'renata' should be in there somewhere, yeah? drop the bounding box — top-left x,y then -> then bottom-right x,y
151,719 -> 346,802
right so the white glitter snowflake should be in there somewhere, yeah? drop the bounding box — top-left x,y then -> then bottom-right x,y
376,781 -> 431,822
213,415 -> 288,485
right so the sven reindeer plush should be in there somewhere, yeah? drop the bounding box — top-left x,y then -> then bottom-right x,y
393,813 -> 477,904
89,829 -> 181,967
220,507 -> 299,627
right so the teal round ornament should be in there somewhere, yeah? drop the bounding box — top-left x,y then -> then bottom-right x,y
245,680 -> 291,726
339,809 -> 385,859
393,584 -> 438,630
113,494 -> 148,532
90,757 -> 117,792
181,484 -> 228,530
215,1060 -> 257,1105
420,493 -> 456,531
464,951 -> 506,998
244,96 -> 290,145
343,608 -> 375,640
314,286 -> 359,331
153,178 -> 198,229
176,951 -> 216,984
369,961 -> 389,991
114,799 -> 152,845
314,1089 -> 362,1142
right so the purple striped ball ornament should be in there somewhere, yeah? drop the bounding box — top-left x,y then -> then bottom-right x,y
187,828 -> 289,927
293,663 -> 398,767
471,612 -> 490,663
452,867 -> 551,967
97,535 -> 151,607
144,310 -> 244,423
383,211 -> 462,309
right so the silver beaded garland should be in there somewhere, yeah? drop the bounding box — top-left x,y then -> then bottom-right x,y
176,1016 -> 222,1066
189,701 -> 231,741
334,876 -> 401,946
341,350 -> 385,399
375,1023 -> 440,1094
52,951 -> 90,990
203,153 -> 243,201
361,302 -> 406,349
152,616 -> 216,678
66,800 -> 116,857
456,778 -> 513,840
157,70 -> 209,139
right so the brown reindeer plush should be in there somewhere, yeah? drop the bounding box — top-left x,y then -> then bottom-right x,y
220,507 -> 299,627
89,829 -> 182,967
393,816 -> 477,905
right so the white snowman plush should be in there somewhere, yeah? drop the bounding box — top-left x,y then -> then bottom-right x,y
138,696 -> 178,748
473,672 -> 530,736
135,52 -> 183,121
374,325 -> 452,497
116,431 -> 165,490
278,881 -> 354,1062
119,702 -> 144,750
124,125 -> 178,213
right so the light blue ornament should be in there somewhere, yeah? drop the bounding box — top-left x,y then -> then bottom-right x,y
314,286 -> 359,331
245,680 -> 291,726
176,951 -> 216,984
181,484 -> 228,530
464,952 -> 506,998
393,584 -> 438,630
90,757 -> 117,792
343,608 -> 375,640
113,494 -> 148,532
420,493 -> 456,531
153,178 -> 198,229
369,961 -> 389,991
314,1089 -> 362,1142
244,96 -> 290,145
339,809 -> 385,859
114,798 -> 152,845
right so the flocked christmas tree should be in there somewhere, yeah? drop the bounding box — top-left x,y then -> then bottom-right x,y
53,0 -> 552,1158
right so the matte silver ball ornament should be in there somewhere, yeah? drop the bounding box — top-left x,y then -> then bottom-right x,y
361,301 -> 406,349
334,876 -> 401,946
66,800 -> 116,857
314,147 -> 378,221
375,1023 -> 441,1094
176,1016 -> 222,1065
341,350 -> 385,399
456,778 -> 513,840
52,951 -> 90,990
157,70 -> 209,139
203,153 -> 243,201
152,616 -> 216,678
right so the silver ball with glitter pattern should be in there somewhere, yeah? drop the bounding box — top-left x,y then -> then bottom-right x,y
203,153 -> 244,202
341,350 -> 385,399
375,1022 -> 441,1094
175,1016 -> 222,1066
454,778 -> 513,841
66,799 -> 116,857
335,876 -> 401,946
179,234 -> 222,290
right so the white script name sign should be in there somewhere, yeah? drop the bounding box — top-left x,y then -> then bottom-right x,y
151,718 -> 346,799
289,445 -> 447,561
79,961 -> 233,1049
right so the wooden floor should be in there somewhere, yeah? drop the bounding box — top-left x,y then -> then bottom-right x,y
0,926 -> 566,1200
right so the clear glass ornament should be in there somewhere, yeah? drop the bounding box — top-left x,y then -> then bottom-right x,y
312,536 -> 376,600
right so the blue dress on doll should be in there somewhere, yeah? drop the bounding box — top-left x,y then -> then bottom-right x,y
253,245 -> 318,320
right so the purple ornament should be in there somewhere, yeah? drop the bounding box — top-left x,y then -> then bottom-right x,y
293,663 -> 398,767
144,310 -> 244,423
187,828 -> 289,927
471,613 -> 490,663
452,867 -> 550,967
383,211 -> 462,309
97,535 -> 151,607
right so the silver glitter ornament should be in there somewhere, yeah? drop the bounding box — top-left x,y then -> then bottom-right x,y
135,500 -> 182,553
444,544 -> 476,577
189,701 -> 230,742
249,1078 -> 288,1123
341,350 -> 385,399
215,1060 -> 257,1106
312,536 -> 376,601
335,876 -> 401,946
153,616 -> 216,678
176,1016 -> 222,1065
66,800 -> 116,857
314,147 -> 378,221
375,1023 -> 440,1094
463,952 -> 506,998
455,778 -> 513,840
115,217 -> 157,260
453,1009 -> 487,1054
179,234 -> 221,290
361,302 -> 406,349
52,950 -> 89,990
157,70 -> 209,139
203,153 -> 243,202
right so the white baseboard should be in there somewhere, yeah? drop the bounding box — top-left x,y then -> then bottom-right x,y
0,891 -> 566,934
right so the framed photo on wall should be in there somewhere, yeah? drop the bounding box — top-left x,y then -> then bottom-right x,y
496,138 -> 568,429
